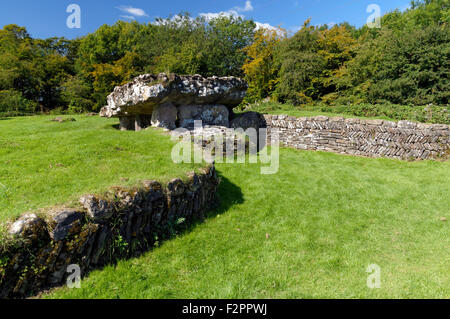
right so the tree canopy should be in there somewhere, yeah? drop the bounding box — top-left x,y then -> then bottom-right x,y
0,0 -> 448,116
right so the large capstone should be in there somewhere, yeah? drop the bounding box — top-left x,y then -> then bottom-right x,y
100,73 -> 248,131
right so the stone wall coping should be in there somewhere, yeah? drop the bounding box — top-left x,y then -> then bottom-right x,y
263,114 -> 449,130
263,113 -> 449,160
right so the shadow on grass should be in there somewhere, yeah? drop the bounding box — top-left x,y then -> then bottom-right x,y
192,172 -> 243,225
209,172 -> 244,217
37,172 -> 243,298
170,172 -> 243,241
132,172 -> 243,264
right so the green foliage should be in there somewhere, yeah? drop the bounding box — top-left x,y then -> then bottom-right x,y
0,0 -> 448,115
273,19 -> 325,104
0,24 -> 74,113
242,27 -> 286,103
75,21 -> 152,109
203,16 -> 256,77
0,89 -> 36,116
152,41 -> 205,75
61,76 -> 94,113
244,100 -> 449,124
0,14 -> 256,113
262,0 -> 449,109
0,115 -> 203,221
314,103 -> 449,124
140,13 -> 207,75
345,24 -> 449,106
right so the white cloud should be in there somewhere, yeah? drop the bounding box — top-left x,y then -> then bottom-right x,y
255,22 -> 286,37
199,2 -> 278,32
200,1 -> 254,20
117,6 -> 148,17
200,10 -> 242,21
255,22 -> 277,31
286,25 -> 301,35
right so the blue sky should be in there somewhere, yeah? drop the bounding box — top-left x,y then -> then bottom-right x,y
0,0 -> 413,39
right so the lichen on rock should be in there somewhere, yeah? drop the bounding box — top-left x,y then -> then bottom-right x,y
100,73 -> 248,131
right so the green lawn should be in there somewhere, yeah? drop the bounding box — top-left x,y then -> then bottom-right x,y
1,115 -> 448,299
46,149 -> 449,299
238,102 -> 400,121
0,115 -> 202,221
240,101 -> 449,124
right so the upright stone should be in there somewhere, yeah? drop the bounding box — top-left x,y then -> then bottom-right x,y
119,117 -> 134,131
178,105 -> 229,129
151,102 -> 177,130
135,115 -> 152,131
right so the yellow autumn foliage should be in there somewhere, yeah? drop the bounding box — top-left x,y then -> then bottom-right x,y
242,27 -> 287,102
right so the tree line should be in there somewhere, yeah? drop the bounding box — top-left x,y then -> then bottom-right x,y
0,0 -> 448,117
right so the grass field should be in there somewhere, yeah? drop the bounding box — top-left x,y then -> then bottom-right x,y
238,102 -> 387,120
46,149 -> 449,299
239,101 -> 449,124
1,115 -> 448,298
0,115 -> 202,221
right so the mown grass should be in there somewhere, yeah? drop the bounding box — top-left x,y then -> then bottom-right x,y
237,101 -> 399,121
239,101 -> 449,124
0,115 -> 203,222
46,149 -> 449,299
1,114 -> 448,298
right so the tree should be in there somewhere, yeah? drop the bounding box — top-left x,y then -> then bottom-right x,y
61,76 -> 93,113
274,20 -> 326,104
343,11 -> 449,105
0,90 -> 35,116
242,27 -> 286,103
204,16 -> 256,77
315,24 -> 357,103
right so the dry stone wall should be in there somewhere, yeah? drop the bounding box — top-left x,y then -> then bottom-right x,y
0,165 -> 219,298
264,115 -> 449,160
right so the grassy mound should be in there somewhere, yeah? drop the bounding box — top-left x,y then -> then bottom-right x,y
46,149 -> 449,299
0,115 -> 202,221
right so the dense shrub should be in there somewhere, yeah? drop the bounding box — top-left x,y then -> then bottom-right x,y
344,24 -> 449,106
0,0 -> 448,115
0,15 -> 255,113
314,103 -> 449,124
244,0 -> 449,109
0,89 -> 36,117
